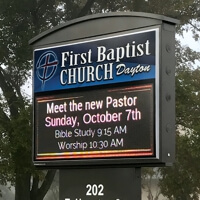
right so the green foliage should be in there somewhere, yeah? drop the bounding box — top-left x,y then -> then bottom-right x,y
0,0 -> 200,199
159,40 -> 200,199
160,133 -> 200,200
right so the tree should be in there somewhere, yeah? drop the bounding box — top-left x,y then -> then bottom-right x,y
159,48 -> 200,199
160,133 -> 200,200
0,0 -> 200,199
141,1 -> 200,199
0,0 -> 67,199
157,8 -> 200,195
142,168 -> 162,200
0,0 -> 109,199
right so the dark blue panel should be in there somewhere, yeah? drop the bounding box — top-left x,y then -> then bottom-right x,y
34,29 -> 157,93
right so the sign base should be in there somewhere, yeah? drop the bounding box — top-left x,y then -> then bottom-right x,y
59,168 -> 141,200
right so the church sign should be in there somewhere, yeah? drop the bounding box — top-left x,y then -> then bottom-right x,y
30,12 -> 177,167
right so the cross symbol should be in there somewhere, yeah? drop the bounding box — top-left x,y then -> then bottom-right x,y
40,54 -> 58,84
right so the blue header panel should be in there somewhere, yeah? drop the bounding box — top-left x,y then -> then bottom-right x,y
34,28 -> 159,93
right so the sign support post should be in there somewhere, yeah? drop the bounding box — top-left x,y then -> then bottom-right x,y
59,167 -> 141,200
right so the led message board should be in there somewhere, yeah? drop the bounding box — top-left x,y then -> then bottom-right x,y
35,82 -> 154,161
33,25 -> 169,167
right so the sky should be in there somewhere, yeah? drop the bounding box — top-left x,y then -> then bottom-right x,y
179,30 -> 200,67
178,30 -> 200,52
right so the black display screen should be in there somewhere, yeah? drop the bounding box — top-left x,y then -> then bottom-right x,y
34,82 -> 154,161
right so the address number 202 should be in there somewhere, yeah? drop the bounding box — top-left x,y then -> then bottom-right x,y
86,184 -> 104,196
